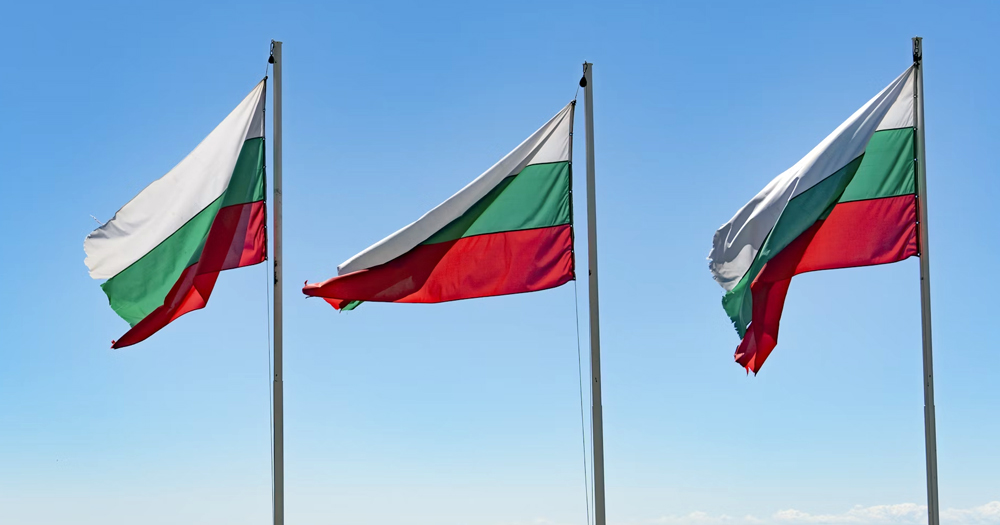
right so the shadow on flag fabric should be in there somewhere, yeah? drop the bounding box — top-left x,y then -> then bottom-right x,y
709,67 -> 919,374
85,80 -> 268,348
303,102 -> 576,310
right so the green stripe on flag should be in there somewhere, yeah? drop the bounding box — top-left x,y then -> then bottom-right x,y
839,128 -> 915,203
102,197 -> 222,326
221,138 -> 266,207
422,161 -> 571,245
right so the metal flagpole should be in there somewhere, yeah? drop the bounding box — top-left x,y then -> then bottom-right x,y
912,36 -> 940,525
270,39 -> 285,525
581,61 -> 607,525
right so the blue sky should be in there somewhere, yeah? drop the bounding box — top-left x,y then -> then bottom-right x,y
2,1 -> 999,524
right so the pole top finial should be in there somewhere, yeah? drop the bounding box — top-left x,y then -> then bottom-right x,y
912,36 -> 923,63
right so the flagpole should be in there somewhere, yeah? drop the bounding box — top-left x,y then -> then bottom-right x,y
582,61 -> 607,525
270,39 -> 285,525
912,36 -> 940,525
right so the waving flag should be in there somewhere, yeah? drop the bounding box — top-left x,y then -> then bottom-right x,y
709,67 -> 918,373
304,102 -> 575,310
85,80 -> 267,348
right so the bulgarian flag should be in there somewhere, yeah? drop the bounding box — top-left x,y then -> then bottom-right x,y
85,80 -> 268,348
709,67 -> 918,373
303,102 -> 576,309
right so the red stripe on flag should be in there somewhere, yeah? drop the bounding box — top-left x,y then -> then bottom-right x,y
303,224 -> 575,309
736,194 -> 918,373
112,200 -> 267,348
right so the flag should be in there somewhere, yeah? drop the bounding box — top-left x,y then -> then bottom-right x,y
85,80 -> 268,348
709,67 -> 918,373
303,102 -> 576,310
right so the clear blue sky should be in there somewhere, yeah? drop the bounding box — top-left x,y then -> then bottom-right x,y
2,1 -> 998,524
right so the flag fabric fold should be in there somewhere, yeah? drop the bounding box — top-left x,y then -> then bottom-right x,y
709,67 -> 919,373
85,80 -> 268,348
303,102 -> 576,309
